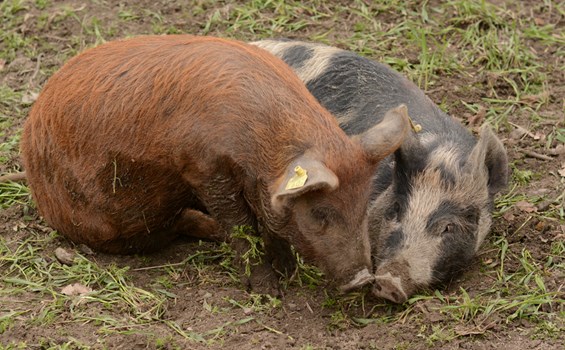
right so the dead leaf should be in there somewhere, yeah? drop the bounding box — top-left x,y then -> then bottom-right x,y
536,200 -> 553,212
515,200 -> 537,213
78,244 -> 94,255
54,247 -> 75,265
547,144 -> 565,156
533,131 -> 544,141
21,91 -> 39,104
509,123 -> 536,140
509,128 -> 525,140
467,106 -> 486,127
61,283 -> 92,296
503,211 -> 515,222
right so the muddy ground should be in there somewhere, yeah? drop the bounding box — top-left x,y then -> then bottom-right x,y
0,1 -> 564,349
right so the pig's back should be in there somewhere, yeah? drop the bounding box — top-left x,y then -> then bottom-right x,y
304,51 -> 465,139
254,40 -> 476,148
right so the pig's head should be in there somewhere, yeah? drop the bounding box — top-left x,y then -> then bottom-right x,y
270,105 -> 411,292
370,123 -> 508,303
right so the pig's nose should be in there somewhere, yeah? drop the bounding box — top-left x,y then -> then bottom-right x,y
372,272 -> 408,303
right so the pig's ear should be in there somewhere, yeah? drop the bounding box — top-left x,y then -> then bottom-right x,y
464,123 -> 508,196
271,153 -> 339,213
353,104 -> 411,164
393,128 -> 427,178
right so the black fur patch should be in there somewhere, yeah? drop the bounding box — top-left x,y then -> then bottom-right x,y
280,45 -> 314,70
370,155 -> 394,201
376,229 -> 405,264
437,163 -> 457,187
305,51 -> 407,135
432,232 -> 476,286
428,202 -> 479,285
385,229 -> 404,252
425,201 -> 479,234
392,146 -> 429,199
303,50 -> 452,136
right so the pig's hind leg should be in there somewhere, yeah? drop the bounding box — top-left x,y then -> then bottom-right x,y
172,208 -> 227,242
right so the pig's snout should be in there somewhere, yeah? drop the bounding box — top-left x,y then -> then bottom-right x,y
372,272 -> 408,304
338,268 -> 374,293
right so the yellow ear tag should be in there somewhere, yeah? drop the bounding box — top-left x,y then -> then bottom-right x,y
285,165 -> 308,190
409,117 -> 422,133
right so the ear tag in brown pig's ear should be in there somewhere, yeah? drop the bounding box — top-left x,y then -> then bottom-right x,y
285,166 -> 308,190
409,117 -> 422,133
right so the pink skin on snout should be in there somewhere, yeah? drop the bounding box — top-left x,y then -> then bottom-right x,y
372,273 -> 408,304
372,263 -> 415,304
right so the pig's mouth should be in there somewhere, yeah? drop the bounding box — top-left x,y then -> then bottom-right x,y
337,268 -> 375,293
372,272 -> 409,304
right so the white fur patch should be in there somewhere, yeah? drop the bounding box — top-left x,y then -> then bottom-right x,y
429,143 -> 460,171
251,40 -> 342,84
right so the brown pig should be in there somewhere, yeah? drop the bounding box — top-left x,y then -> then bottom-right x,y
20,35 -> 410,293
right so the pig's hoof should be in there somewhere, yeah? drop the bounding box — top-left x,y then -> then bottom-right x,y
372,272 -> 408,304
271,250 -> 297,278
243,263 -> 282,298
175,209 -> 226,241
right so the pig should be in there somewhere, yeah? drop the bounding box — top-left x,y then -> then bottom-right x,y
252,39 -> 508,303
20,35 -> 411,294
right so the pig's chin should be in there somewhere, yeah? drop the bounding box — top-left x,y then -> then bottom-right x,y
337,268 -> 375,293
371,272 -> 412,304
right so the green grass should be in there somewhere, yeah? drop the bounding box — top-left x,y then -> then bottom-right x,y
0,181 -> 29,209
230,225 -> 264,277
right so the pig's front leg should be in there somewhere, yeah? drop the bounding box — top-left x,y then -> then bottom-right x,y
234,228 -> 298,297
230,227 -> 286,297
261,229 -> 297,280
199,174 -> 283,296
172,207 -> 284,295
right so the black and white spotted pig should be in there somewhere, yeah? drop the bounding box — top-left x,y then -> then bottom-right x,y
252,39 -> 508,303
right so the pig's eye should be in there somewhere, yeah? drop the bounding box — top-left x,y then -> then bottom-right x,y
442,223 -> 454,234
385,202 -> 401,220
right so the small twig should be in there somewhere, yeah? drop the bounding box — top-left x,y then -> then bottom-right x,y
131,261 -> 187,271
305,301 -> 314,314
0,171 -> 27,183
522,149 -> 553,161
45,34 -> 71,42
28,53 -> 43,90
